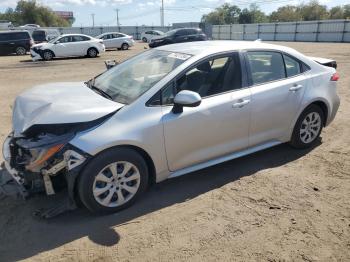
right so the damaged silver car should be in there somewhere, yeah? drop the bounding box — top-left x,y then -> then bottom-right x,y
1,41 -> 340,217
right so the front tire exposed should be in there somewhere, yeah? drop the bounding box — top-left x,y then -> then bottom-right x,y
42,50 -> 54,61
78,148 -> 149,214
290,104 -> 325,149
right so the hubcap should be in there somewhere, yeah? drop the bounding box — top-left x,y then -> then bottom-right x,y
17,47 -> 25,55
89,49 -> 96,56
44,52 -> 52,60
92,161 -> 140,207
300,112 -> 321,144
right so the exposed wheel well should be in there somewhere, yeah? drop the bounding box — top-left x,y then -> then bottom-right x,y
311,101 -> 328,126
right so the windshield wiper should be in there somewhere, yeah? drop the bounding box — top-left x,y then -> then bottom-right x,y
85,80 -> 113,101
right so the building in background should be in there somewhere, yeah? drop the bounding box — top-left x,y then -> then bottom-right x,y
53,11 -> 75,25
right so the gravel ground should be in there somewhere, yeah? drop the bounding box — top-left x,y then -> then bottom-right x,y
0,42 -> 349,262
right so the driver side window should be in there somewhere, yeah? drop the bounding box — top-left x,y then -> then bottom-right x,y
161,53 -> 242,105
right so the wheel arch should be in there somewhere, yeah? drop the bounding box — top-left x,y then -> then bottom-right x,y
75,144 -> 157,194
289,98 -> 330,141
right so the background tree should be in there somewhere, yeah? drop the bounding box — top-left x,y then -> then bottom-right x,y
297,0 -> 329,21
238,4 -> 268,24
270,5 -> 302,22
201,3 -> 241,25
0,0 -> 71,27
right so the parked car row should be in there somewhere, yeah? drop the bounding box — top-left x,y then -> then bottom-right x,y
0,27 -> 207,60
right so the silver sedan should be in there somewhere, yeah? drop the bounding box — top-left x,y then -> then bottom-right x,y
1,41 -> 340,216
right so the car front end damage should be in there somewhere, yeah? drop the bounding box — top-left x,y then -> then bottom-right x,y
1,131 -> 90,217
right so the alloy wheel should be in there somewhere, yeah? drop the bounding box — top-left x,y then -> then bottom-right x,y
16,47 -> 26,55
92,161 -> 141,207
299,112 -> 322,144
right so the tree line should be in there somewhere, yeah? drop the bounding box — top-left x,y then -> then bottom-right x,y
201,0 -> 350,25
0,0 -> 73,27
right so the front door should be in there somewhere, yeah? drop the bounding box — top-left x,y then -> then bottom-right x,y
162,53 -> 251,171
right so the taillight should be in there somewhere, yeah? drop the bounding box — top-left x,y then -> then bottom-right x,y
30,39 -> 34,46
331,72 -> 339,81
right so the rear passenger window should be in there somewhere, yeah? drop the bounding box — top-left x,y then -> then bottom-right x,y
246,51 -> 286,85
283,54 -> 301,77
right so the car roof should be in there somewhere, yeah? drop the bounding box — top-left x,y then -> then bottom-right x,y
99,32 -> 125,35
156,40 -> 298,56
60,33 -> 91,37
0,30 -> 30,34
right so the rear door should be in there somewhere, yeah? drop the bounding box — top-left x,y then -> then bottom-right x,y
245,50 -> 308,146
162,53 -> 251,171
71,35 -> 90,55
0,33 -> 11,54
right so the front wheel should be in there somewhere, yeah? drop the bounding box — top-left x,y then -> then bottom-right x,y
142,37 -> 147,42
121,43 -> 129,50
290,104 -> 324,149
78,148 -> 149,214
42,50 -> 54,61
87,47 -> 98,58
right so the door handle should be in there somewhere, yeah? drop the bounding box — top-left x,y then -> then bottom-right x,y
232,99 -> 250,108
289,84 -> 303,92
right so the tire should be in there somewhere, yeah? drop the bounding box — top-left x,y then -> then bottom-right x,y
290,104 -> 325,149
87,47 -> 98,58
43,50 -> 54,61
121,43 -> 129,50
15,46 -> 26,55
78,148 -> 149,214
142,37 -> 147,42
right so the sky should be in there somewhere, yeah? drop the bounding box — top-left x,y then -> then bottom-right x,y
0,0 -> 347,27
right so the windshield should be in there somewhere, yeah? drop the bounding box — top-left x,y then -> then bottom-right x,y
93,49 -> 191,104
48,35 -> 60,43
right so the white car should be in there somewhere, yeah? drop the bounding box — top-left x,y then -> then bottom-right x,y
141,30 -> 164,43
30,34 -> 105,61
20,24 -> 40,28
96,32 -> 134,50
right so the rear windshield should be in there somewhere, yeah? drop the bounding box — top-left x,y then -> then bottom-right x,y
32,31 -> 46,41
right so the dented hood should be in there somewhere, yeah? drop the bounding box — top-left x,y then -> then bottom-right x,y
12,82 -> 123,137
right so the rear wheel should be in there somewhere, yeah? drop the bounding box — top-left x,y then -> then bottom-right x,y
290,104 -> 324,149
87,47 -> 98,58
43,50 -> 54,61
121,43 -> 129,50
15,46 -> 26,55
78,148 -> 149,213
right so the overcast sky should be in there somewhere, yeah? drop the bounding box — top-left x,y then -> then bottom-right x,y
0,0 -> 346,27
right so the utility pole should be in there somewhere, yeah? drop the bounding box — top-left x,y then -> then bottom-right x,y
160,0 -> 164,27
115,9 -> 120,27
91,13 -> 95,27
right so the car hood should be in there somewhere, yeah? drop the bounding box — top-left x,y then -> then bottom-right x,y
12,82 -> 123,137
32,42 -> 52,49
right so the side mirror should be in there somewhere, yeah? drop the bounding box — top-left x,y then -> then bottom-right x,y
105,60 -> 118,70
172,90 -> 201,114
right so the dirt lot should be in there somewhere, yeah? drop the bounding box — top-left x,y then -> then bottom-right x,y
0,42 -> 349,262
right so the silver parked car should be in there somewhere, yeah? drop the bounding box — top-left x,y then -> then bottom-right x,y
1,41 -> 340,216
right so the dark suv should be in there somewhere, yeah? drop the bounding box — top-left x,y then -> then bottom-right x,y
149,28 -> 207,48
0,30 -> 33,55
